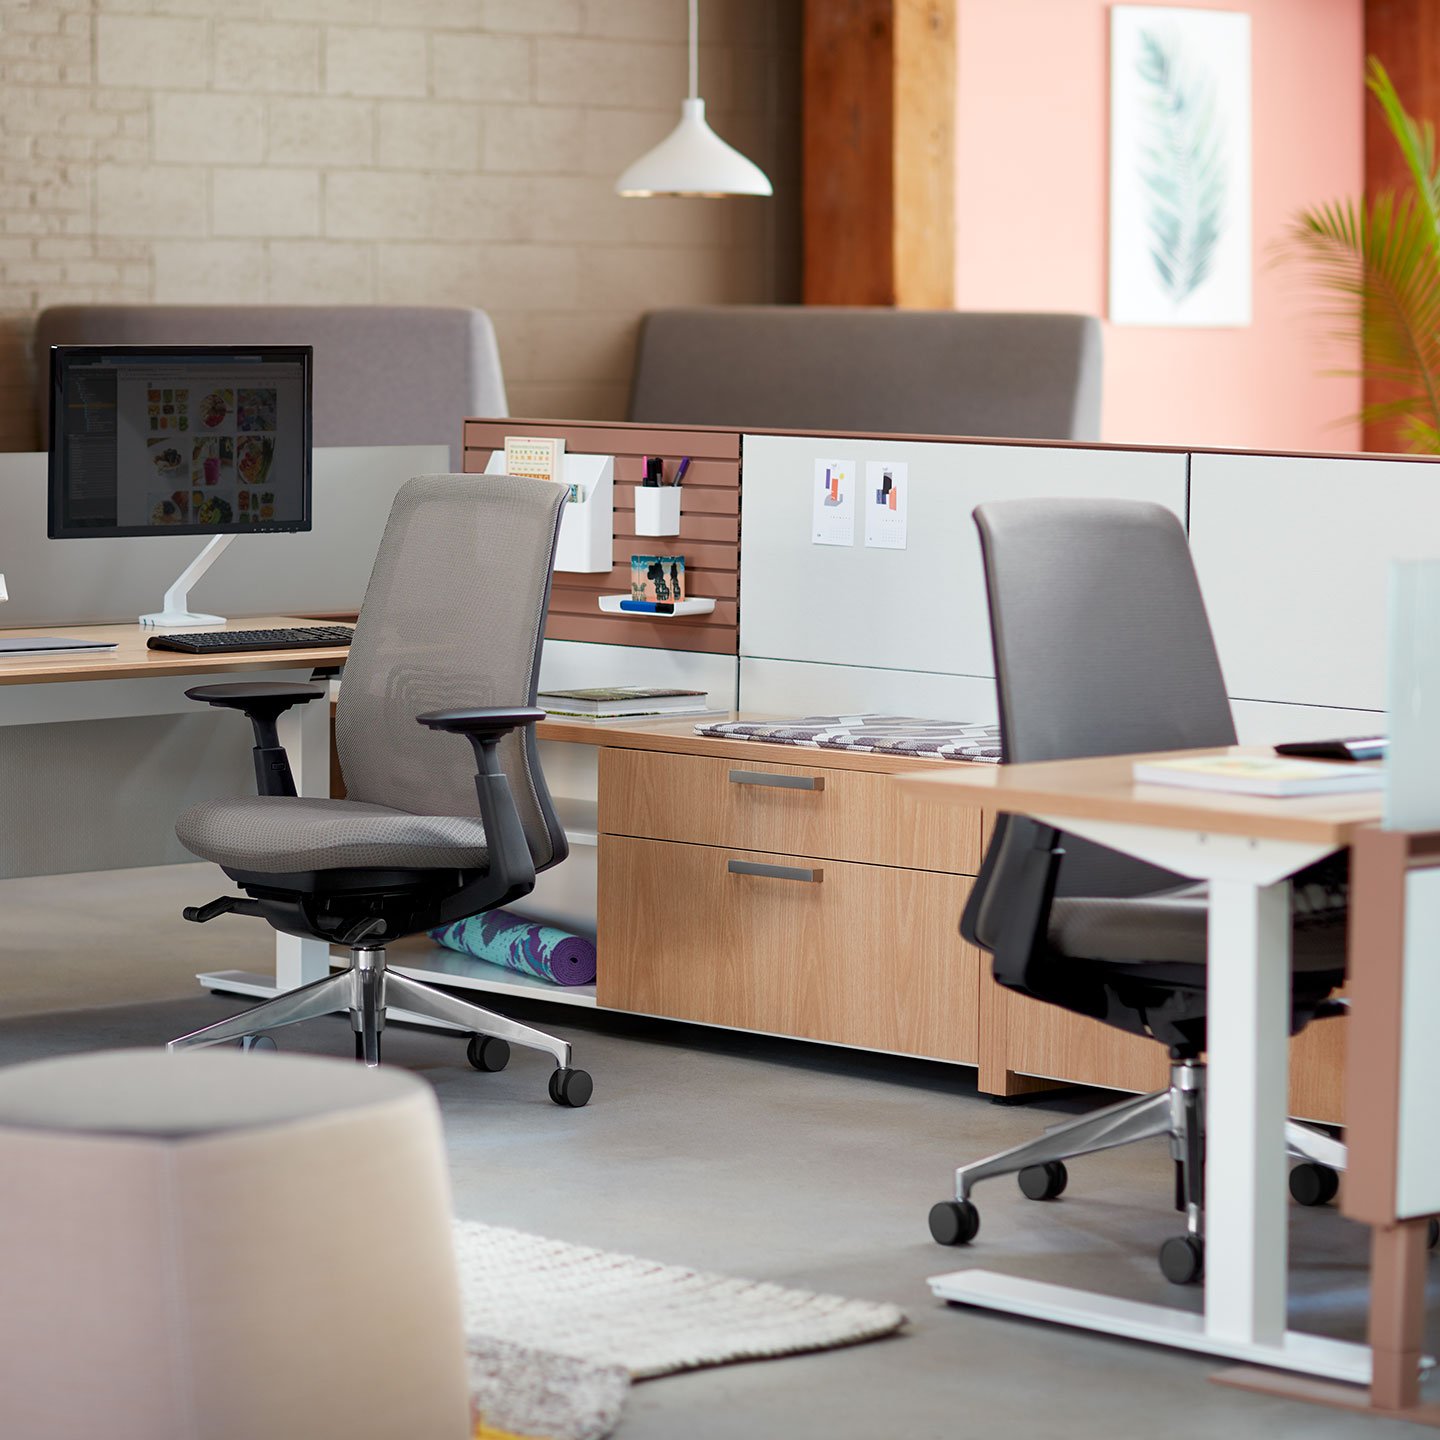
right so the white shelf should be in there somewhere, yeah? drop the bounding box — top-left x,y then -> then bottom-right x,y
598,595 -> 715,618
552,794 -> 598,846
390,943 -> 598,1008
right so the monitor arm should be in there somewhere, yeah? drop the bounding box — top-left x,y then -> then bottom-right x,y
140,533 -> 234,628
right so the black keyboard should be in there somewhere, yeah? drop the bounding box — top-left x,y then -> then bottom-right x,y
147,625 -> 354,655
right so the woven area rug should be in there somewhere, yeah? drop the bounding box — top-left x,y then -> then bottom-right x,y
455,1221 -> 907,1440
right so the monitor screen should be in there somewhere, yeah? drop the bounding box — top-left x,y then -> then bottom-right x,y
48,344 -> 313,538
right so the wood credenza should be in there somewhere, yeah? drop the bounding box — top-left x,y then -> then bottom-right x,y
543,718 -> 1348,1123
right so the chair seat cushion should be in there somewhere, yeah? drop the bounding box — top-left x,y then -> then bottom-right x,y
1049,879 -> 1347,975
176,796 -> 489,873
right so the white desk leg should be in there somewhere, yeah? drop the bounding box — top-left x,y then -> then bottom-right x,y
271,693 -> 334,990
1204,875 -> 1291,1347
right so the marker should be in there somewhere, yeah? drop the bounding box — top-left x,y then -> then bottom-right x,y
673,456 -> 690,487
619,599 -> 675,614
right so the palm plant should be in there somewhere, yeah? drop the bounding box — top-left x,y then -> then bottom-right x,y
1284,59 -> 1440,451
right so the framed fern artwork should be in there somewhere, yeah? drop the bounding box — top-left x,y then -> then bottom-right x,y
1109,6 -> 1252,327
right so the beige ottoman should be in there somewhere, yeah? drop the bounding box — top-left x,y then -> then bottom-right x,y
0,1050 -> 470,1440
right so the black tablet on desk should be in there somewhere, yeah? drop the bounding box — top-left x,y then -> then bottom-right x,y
1274,735 -> 1387,762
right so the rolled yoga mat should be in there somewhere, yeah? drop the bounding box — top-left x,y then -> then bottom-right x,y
429,910 -> 597,987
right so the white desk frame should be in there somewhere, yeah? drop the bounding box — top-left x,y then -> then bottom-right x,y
930,817 -> 1382,1385
0,667 -> 332,998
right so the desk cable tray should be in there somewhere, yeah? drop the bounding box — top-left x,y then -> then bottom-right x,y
696,714 -> 1002,763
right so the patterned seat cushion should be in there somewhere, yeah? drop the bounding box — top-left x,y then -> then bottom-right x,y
177,796 -> 489,873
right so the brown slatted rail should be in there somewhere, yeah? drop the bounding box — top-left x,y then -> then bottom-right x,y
463,419 -> 742,656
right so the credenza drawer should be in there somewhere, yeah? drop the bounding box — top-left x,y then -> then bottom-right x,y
596,835 -> 980,1062
599,748 -> 984,875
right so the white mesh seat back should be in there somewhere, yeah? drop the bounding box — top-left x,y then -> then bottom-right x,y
966,498 -> 1237,954
335,473 -> 566,870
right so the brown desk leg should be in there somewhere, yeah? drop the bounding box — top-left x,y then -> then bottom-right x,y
1371,1218 -> 1429,1410
1214,1217 -> 1439,1422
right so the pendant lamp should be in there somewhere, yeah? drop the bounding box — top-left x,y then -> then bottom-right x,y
615,0 -> 773,198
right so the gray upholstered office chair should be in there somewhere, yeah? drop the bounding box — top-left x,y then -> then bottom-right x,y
928,499 -> 1350,1282
166,473 -> 592,1107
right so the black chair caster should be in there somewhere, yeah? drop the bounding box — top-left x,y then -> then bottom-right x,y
240,1034 -> 276,1052
1289,1162 -> 1340,1206
548,1067 -> 592,1108
929,1199 -> 980,1245
1018,1162 -> 1068,1201
1159,1234 -> 1204,1285
467,1035 -> 511,1072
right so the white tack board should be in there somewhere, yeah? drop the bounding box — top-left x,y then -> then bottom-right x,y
1189,451 -> 1440,712
738,436 -> 1188,677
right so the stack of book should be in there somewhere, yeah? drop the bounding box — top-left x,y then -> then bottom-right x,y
537,686 -> 719,722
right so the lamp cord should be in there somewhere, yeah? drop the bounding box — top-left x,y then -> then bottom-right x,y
688,0 -> 698,99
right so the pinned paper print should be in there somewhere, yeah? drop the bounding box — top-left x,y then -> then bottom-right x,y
811,457 -> 855,546
864,461 -> 907,549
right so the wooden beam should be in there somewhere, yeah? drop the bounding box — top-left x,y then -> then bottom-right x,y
1363,0 -> 1440,450
802,0 -> 955,307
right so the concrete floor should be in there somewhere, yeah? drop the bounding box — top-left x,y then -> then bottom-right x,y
2,861 -> 1437,1438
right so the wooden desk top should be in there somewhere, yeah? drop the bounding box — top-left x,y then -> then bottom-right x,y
0,616 -> 350,686
534,714 -> 954,775
895,746 -> 1384,846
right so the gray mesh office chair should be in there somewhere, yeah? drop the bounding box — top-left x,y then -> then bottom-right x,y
167,474 -> 592,1107
928,499 -> 1350,1281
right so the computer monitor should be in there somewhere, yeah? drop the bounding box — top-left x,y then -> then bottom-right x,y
47,344 -> 313,626
48,343 -> 312,539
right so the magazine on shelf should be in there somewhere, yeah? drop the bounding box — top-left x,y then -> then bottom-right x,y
537,686 -> 709,717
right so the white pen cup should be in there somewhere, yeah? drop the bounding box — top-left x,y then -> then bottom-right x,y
635,485 -> 681,536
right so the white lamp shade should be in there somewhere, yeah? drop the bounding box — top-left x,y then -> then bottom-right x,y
615,98 -> 773,198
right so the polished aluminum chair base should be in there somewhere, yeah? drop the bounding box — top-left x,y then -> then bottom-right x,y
168,944 -> 575,1073
943,1061 -> 1346,1265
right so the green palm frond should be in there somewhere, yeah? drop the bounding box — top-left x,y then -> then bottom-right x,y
1280,59 -> 1440,451
1136,29 -> 1227,303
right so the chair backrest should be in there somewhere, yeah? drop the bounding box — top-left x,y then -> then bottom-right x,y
628,306 -> 1103,441
335,474 -> 567,872
34,305 -> 506,467
964,498 -> 1237,953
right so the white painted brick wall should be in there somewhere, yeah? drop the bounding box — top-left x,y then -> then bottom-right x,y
0,0 -> 800,448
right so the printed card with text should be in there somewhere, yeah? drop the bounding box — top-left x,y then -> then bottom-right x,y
864,460 -> 907,549
811,457 -> 856,546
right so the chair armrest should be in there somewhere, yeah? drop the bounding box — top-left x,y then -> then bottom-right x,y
418,707 -> 545,911
186,683 -> 326,798
415,707 -> 545,742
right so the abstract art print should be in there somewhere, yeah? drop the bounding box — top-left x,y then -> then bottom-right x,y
1109,6 -> 1251,327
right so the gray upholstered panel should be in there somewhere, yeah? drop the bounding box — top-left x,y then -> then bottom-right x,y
34,304 -> 506,466
628,306 -> 1102,441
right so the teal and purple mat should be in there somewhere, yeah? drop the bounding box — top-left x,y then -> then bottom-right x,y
429,909 -> 597,987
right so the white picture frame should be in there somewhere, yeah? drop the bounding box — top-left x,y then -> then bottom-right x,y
1109,6 -> 1252,328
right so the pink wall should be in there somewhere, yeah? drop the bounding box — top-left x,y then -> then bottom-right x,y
955,0 -> 1364,451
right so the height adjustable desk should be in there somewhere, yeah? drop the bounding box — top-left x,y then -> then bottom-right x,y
0,617 -> 343,999
898,747 -> 1407,1393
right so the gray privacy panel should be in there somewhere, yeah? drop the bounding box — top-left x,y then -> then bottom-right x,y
738,435 -> 1189,676
0,445 -> 447,626
0,712 -> 250,880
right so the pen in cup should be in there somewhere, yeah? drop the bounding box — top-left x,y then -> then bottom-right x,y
673,456 -> 690,487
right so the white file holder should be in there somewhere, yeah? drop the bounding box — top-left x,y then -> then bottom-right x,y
485,451 -> 614,574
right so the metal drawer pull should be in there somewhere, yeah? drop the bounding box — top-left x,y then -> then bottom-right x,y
728,769 -> 825,792
727,859 -> 823,884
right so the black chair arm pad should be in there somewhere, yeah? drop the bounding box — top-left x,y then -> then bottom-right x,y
416,707 -> 546,742
185,683 -> 327,715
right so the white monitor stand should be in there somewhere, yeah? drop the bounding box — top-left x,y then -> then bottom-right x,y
139,533 -> 234,628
